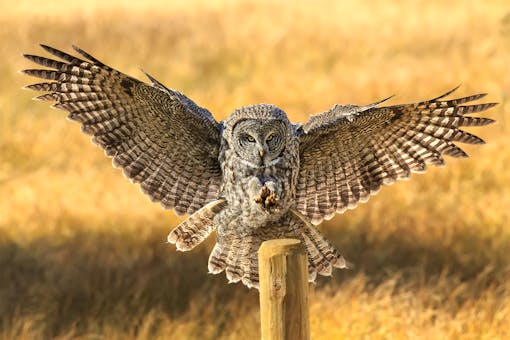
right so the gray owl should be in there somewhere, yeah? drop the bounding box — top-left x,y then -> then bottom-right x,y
22,45 -> 496,289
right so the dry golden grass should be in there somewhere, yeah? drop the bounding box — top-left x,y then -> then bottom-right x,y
1,0 -> 510,338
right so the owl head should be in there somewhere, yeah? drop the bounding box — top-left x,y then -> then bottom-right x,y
223,104 -> 292,167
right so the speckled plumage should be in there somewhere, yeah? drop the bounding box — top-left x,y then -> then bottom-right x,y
22,45 -> 496,289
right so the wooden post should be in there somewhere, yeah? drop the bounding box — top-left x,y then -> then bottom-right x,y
258,239 -> 310,340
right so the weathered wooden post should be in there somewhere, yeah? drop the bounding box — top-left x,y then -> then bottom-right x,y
258,239 -> 310,340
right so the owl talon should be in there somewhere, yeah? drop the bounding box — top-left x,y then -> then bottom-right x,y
255,185 -> 281,210
265,193 -> 279,208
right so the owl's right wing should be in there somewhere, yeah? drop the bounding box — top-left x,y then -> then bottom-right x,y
297,87 -> 496,225
22,44 -> 222,215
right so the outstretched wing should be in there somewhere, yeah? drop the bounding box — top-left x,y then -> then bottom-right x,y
297,87 -> 496,224
22,44 -> 223,215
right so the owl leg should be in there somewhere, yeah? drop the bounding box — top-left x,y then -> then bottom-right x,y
168,199 -> 226,251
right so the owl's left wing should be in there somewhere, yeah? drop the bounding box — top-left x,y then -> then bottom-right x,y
297,87 -> 496,225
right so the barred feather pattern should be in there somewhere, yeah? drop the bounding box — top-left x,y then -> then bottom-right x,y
22,45 -> 223,215
168,199 -> 227,251
208,212 -> 347,289
297,87 -> 497,224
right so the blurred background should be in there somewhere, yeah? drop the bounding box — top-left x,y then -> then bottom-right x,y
1,0 -> 509,338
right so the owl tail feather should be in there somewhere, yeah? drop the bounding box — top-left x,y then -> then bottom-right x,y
208,210 -> 349,290
168,199 -> 227,251
300,222 -> 350,281
208,236 -> 260,289
290,209 -> 350,282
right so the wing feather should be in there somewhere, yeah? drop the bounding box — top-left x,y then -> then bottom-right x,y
297,87 -> 496,224
22,44 -> 222,215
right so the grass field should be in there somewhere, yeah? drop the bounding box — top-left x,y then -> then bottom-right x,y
1,0 -> 510,338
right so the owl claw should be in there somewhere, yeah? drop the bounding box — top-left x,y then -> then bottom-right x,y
255,185 -> 281,210
265,193 -> 279,207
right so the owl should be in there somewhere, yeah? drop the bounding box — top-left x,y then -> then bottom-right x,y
22,45 -> 496,289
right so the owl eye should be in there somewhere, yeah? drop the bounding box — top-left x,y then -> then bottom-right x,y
246,135 -> 255,142
266,134 -> 274,142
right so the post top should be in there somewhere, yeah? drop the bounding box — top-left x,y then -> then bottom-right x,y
258,238 -> 305,258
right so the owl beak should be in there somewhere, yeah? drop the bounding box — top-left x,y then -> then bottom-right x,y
259,149 -> 265,158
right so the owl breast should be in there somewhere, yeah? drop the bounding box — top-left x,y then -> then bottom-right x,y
215,138 -> 300,237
